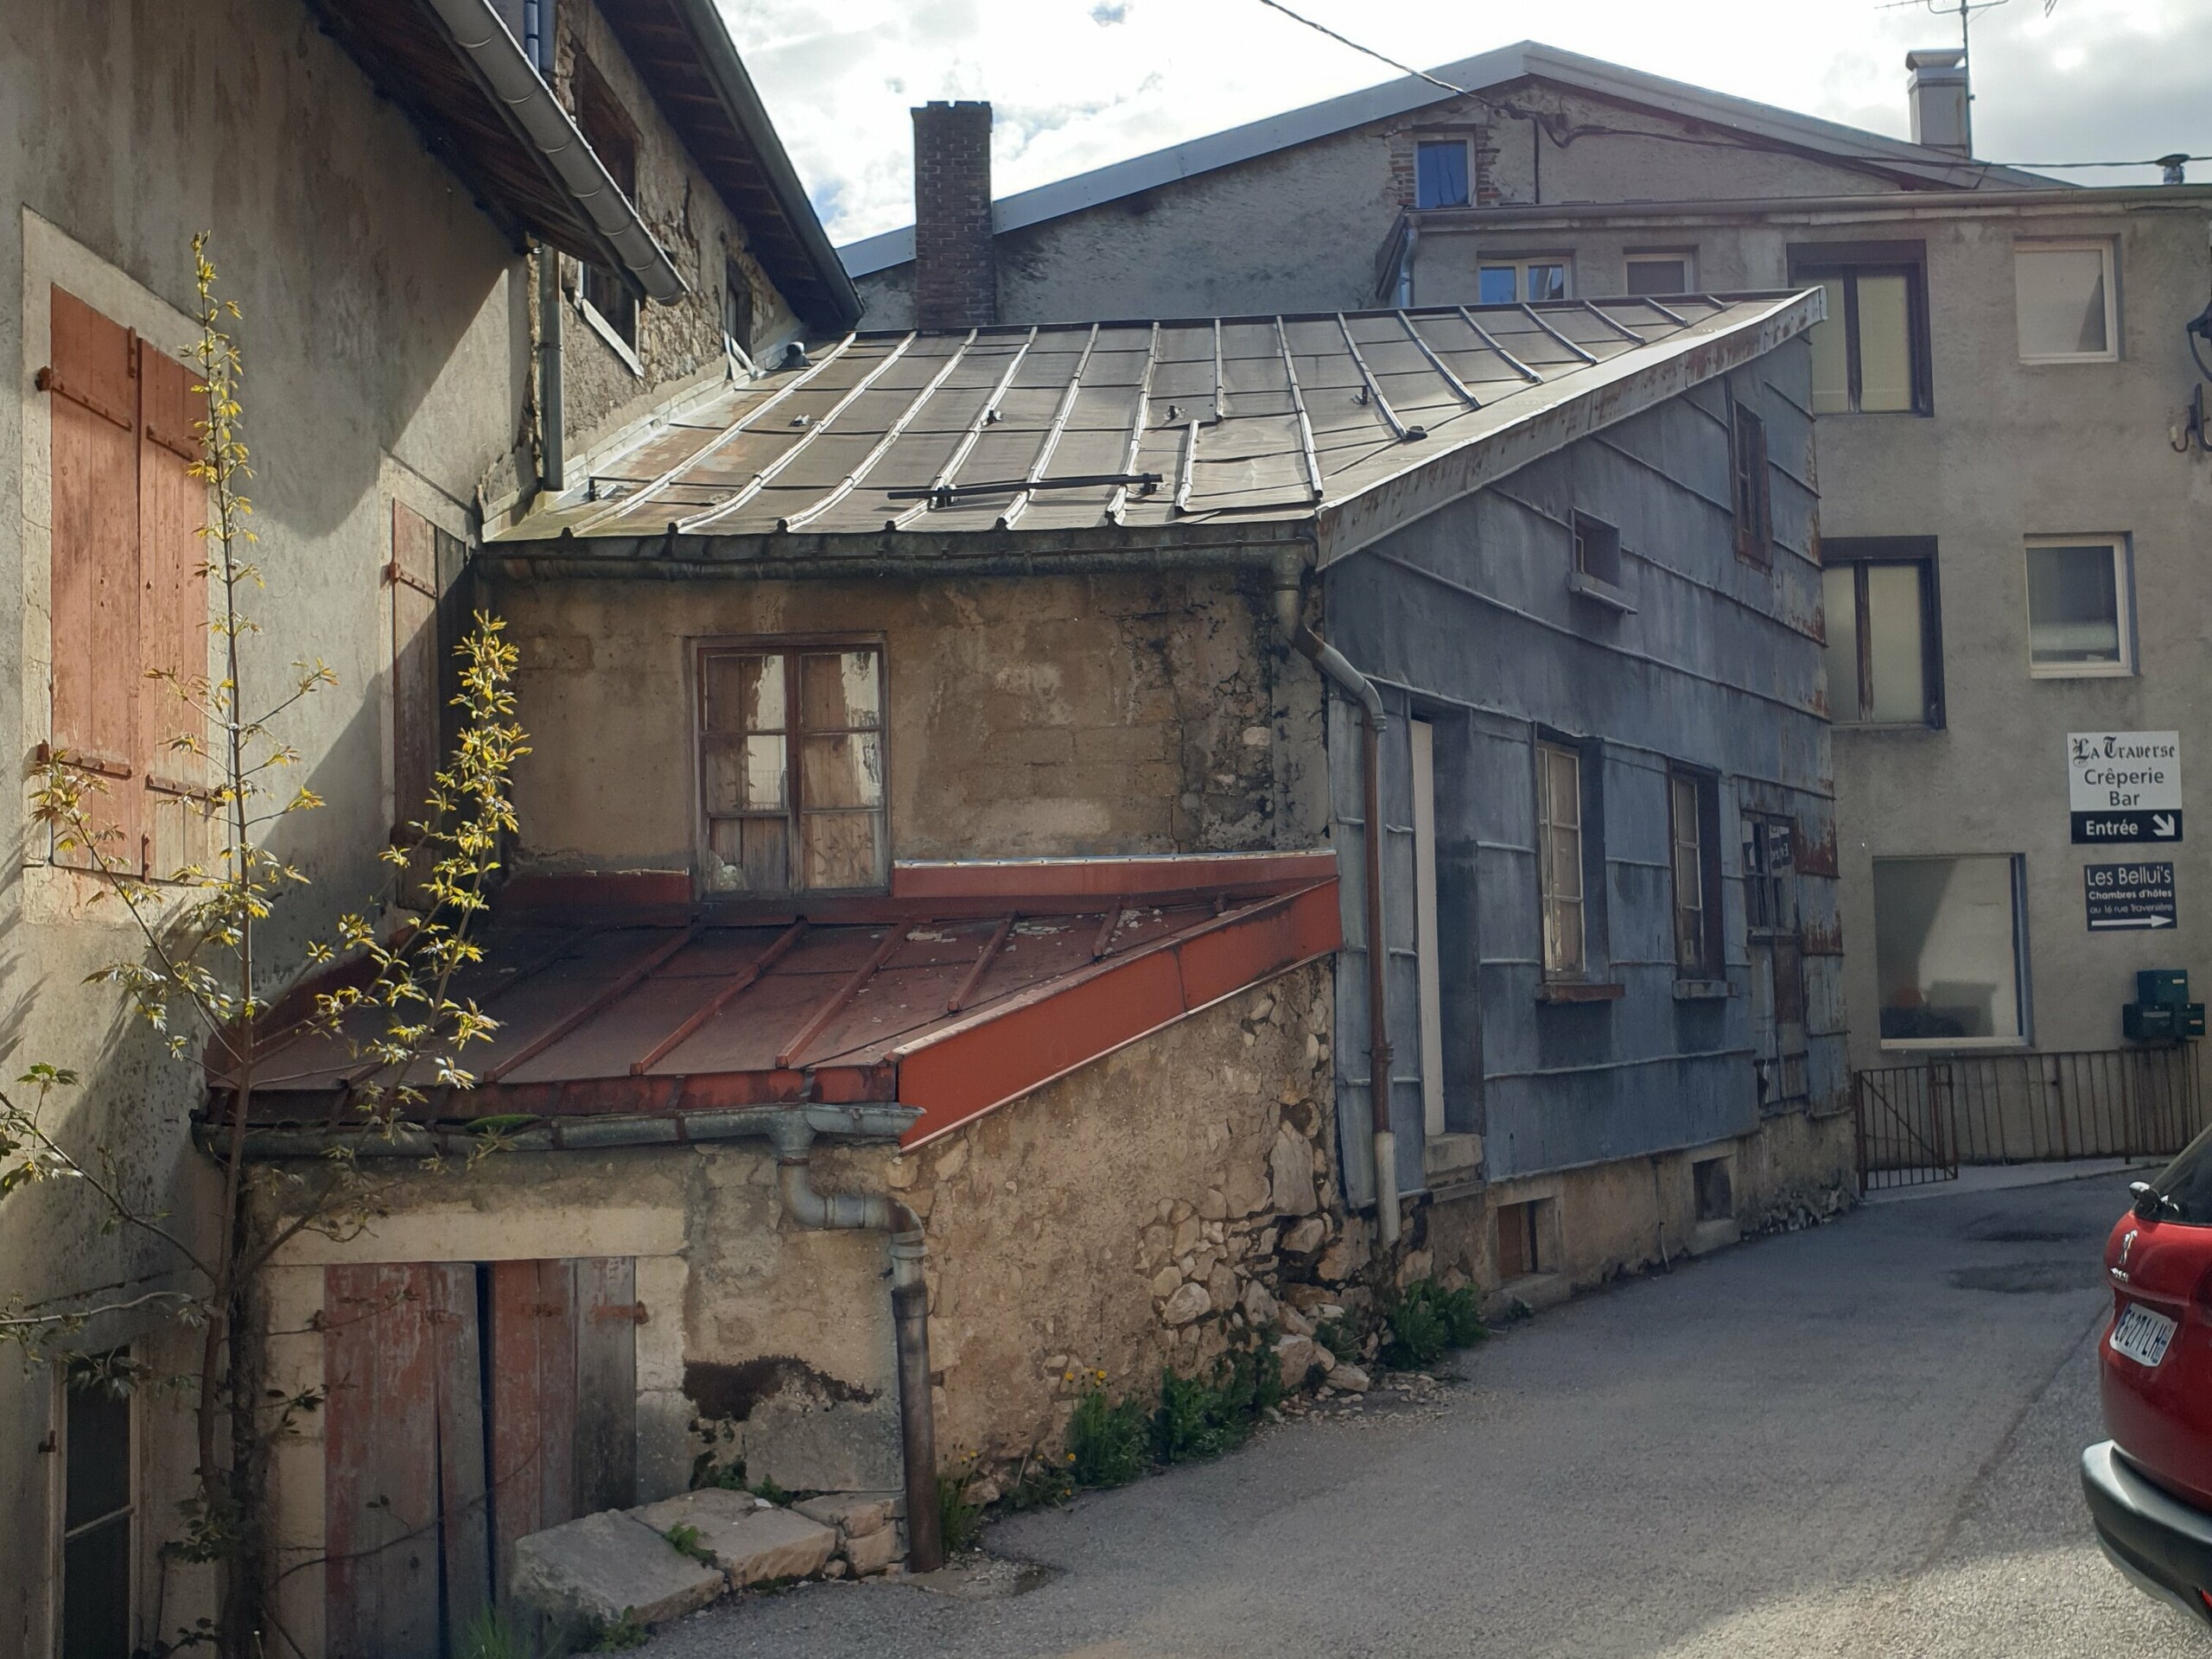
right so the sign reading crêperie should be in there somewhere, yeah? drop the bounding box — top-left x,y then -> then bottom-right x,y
2069,732 -> 2183,845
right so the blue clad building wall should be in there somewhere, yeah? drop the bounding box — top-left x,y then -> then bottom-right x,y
1321,333 -> 1842,1199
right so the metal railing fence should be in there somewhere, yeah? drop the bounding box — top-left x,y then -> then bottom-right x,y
1854,1045 -> 2203,1193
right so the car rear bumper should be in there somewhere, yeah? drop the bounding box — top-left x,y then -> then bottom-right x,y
2082,1440 -> 2212,1624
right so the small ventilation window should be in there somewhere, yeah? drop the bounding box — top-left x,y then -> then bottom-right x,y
1497,1198 -> 1549,1279
1693,1157 -> 1734,1222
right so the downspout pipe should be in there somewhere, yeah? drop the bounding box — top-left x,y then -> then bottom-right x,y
530,5 -> 565,496
1272,550 -> 1400,1247
771,1118 -> 945,1573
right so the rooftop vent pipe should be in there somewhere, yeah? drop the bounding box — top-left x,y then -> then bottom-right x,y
912,100 -> 997,331
1906,48 -> 1971,157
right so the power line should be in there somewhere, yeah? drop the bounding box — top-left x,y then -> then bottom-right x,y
1250,0 -> 1477,99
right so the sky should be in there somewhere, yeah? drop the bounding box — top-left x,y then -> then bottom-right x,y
713,0 -> 2212,248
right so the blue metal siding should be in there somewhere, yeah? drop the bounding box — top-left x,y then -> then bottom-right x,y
1326,336 -> 1840,1194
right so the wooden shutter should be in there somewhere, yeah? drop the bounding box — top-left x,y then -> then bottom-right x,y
390,503 -> 442,843
45,288 -> 142,861
139,338 -> 211,875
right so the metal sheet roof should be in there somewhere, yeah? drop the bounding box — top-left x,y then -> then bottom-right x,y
225,854 -> 1339,1149
837,40 -> 2059,277
494,290 -> 1820,563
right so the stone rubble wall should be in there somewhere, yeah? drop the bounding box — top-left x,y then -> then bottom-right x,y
896,962 -> 1351,1489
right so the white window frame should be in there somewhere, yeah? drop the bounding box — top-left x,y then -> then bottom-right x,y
1412,136 -> 1473,210
1872,853 -> 2031,1052
1624,250 -> 1698,296
1478,257 -> 1573,305
1535,740 -> 1586,979
2015,238 -> 2119,365
2024,534 -> 2133,680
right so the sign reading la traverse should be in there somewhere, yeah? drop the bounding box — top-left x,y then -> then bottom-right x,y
2069,732 -> 2183,845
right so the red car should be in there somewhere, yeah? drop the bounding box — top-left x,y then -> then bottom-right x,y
2083,1147 -> 2212,1624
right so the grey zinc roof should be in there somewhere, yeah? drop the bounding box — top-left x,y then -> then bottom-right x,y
496,290 -> 1821,565
837,40 -> 2058,278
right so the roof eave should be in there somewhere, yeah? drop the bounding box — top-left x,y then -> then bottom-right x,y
1314,288 -> 1822,563
658,0 -> 862,331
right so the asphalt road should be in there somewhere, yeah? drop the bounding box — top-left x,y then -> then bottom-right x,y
646,1168 -> 2211,1657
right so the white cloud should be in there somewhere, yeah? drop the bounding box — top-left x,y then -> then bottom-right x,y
714,0 -> 2212,244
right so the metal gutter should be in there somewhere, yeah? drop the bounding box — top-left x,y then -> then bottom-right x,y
212,1101 -> 917,1159
660,0 -> 863,330
422,0 -> 688,304
1400,182 -> 2212,232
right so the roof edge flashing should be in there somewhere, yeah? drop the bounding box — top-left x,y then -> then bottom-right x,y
216,1102 -> 918,1160
422,0 -> 689,303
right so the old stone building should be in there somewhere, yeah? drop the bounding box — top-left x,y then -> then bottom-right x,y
842,40 -> 2212,1187
1,1 -> 855,1652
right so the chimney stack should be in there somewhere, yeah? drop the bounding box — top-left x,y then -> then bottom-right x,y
1906,49 -> 1970,156
912,100 -> 996,331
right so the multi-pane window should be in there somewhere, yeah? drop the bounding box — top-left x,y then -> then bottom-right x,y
1669,770 -> 1722,978
41,285 -> 210,876
60,1357 -> 133,1659
1479,258 -> 1570,305
574,60 -> 639,351
1414,139 -> 1470,209
2024,536 -> 2131,676
700,644 -> 887,894
1625,251 -> 1694,296
1792,246 -> 1929,415
1729,390 -> 1771,567
1536,741 -> 1585,977
1822,539 -> 1942,727
1872,854 -> 2027,1046
2016,241 -> 2117,364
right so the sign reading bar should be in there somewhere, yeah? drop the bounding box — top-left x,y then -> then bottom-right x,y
2069,731 -> 2183,845
2085,861 -> 2177,931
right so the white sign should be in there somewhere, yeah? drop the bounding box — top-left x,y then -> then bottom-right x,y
2069,732 -> 2182,812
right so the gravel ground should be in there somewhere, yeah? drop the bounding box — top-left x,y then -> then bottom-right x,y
645,1168 -> 2212,1658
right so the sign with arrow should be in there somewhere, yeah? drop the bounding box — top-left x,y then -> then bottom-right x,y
2069,731 -> 2183,845
2085,861 -> 2177,931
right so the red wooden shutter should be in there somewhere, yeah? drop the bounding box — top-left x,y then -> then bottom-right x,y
390,503 -> 441,843
138,339 -> 210,874
44,287 -> 141,861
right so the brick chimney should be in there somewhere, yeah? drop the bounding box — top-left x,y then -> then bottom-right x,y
1906,49 -> 1970,156
912,100 -> 996,330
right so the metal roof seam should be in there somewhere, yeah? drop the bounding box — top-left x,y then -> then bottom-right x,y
1103,321 -> 1164,525
892,326 -> 1040,530
998,322 -> 1103,531
677,334 -> 918,533
1395,310 -> 1481,408
779,330 -> 980,532
1274,317 -> 1325,501
1452,306 -> 1543,382
1336,314 -> 1425,443
1517,302 -> 1600,365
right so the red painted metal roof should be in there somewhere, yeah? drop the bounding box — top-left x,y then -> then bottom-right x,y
233,854 -> 1338,1147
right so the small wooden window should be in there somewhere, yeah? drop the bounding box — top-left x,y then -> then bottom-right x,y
699,643 -> 887,894
43,285 -> 209,877
1497,1199 -> 1546,1279
1729,390 -> 1771,568
573,59 -> 639,349
388,503 -> 463,851
1535,741 -> 1584,978
1669,769 -> 1723,978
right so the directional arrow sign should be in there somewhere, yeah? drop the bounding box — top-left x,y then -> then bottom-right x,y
2085,861 -> 2177,931
2070,733 -> 2183,845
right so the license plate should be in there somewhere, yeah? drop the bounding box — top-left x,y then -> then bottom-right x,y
2112,1303 -> 2178,1369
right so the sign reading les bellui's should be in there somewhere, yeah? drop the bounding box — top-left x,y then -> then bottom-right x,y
2069,732 -> 2183,845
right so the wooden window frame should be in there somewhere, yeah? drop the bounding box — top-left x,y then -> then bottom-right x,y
1729,387 -> 1772,568
58,1350 -> 137,1659
571,57 -> 640,353
1413,137 -> 1473,209
1824,537 -> 1945,727
1535,738 -> 1586,981
1788,239 -> 1934,416
695,635 -> 889,898
1669,766 -> 1724,980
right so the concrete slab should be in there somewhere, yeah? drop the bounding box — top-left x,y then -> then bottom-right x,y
509,1510 -> 723,1633
632,1489 -> 837,1586
794,1491 -> 903,1538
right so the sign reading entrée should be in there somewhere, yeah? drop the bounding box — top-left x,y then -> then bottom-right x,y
2069,731 -> 2183,845
2084,861 -> 2177,931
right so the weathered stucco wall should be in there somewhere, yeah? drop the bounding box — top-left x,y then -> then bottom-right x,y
0,1 -> 537,1645
493,569 -> 1326,877
855,80 -> 1933,327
